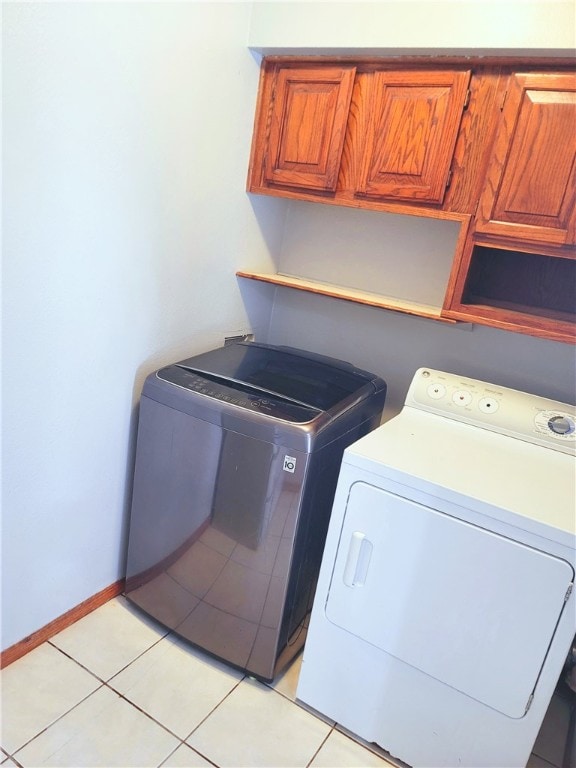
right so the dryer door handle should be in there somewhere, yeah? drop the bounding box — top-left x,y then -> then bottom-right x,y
342,531 -> 373,587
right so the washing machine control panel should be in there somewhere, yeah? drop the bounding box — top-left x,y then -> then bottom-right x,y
156,365 -> 320,423
407,368 -> 576,454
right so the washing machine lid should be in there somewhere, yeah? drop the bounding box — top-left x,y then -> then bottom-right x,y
172,342 -> 384,411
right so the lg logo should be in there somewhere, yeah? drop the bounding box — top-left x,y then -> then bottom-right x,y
283,455 -> 296,473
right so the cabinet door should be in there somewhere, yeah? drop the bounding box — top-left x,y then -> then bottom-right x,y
476,72 -> 576,245
264,66 -> 356,192
357,70 -> 471,204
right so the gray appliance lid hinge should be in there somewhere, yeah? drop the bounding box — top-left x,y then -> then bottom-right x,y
525,693 -> 534,714
565,583 -> 573,602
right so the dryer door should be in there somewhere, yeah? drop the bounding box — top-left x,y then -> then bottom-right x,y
325,482 -> 574,718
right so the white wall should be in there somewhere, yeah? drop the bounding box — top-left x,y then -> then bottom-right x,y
1,2 -> 281,651
249,0 -> 576,54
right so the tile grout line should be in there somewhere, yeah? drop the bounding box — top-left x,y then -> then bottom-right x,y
100,679 -> 219,768
1,743 -> 24,768
158,741 -> 221,768
8,683 -> 108,761
333,726 -> 402,767
7,675 -> 188,768
7,639 -> 175,762
181,673 -> 247,745
6,639 -> 393,768
103,682 -> 186,743
46,641 -> 108,685
3,752 -> 24,768
37,636 -> 322,768
5,644 -> 113,759
305,724 -> 335,768
48,622 -> 170,684
13,625 -> 410,768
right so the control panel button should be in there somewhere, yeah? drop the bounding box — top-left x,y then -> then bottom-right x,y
478,397 -> 500,414
452,390 -> 473,407
427,383 -> 446,400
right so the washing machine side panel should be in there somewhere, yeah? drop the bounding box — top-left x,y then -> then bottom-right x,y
324,481 -> 573,718
125,396 -> 223,578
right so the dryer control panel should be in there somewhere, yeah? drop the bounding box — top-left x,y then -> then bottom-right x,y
406,368 -> 576,454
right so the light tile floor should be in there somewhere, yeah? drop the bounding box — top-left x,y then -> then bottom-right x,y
1,597 -> 400,768
1,597 -> 571,768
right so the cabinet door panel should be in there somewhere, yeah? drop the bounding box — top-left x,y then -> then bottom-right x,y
264,66 -> 356,192
476,73 -> 576,245
358,70 -> 471,203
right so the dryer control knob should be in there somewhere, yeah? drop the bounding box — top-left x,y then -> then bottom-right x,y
452,390 -> 473,407
548,415 -> 574,435
534,410 -> 576,441
427,383 -> 446,400
479,397 -> 499,414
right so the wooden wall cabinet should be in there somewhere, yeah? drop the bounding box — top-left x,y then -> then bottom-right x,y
246,57 -> 576,344
475,72 -> 576,246
444,70 -> 576,343
356,69 -> 471,204
263,65 -> 356,192
248,59 -> 473,212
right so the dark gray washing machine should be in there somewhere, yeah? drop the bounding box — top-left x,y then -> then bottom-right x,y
124,342 -> 386,681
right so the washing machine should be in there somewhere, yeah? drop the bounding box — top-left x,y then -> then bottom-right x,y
297,367 -> 576,768
124,342 -> 386,681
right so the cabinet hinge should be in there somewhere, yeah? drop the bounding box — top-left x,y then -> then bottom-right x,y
565,583 -> 573,603
525,693 -> 534,714
463,89 -> 471,110
445,168 -> 453,190
500,89 -> 508,110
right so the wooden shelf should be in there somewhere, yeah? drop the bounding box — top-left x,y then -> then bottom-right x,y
236,271 -> 458,324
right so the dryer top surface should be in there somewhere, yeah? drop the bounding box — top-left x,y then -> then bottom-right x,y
345,407 -> 576,547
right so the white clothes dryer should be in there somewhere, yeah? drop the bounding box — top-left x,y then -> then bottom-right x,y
297,367 -> 576,768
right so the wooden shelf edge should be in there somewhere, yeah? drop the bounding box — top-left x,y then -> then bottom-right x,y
247,185 -> 472,225
443,305 -> 576,344
257,55 -> 576,69
236,271 -> 458,324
